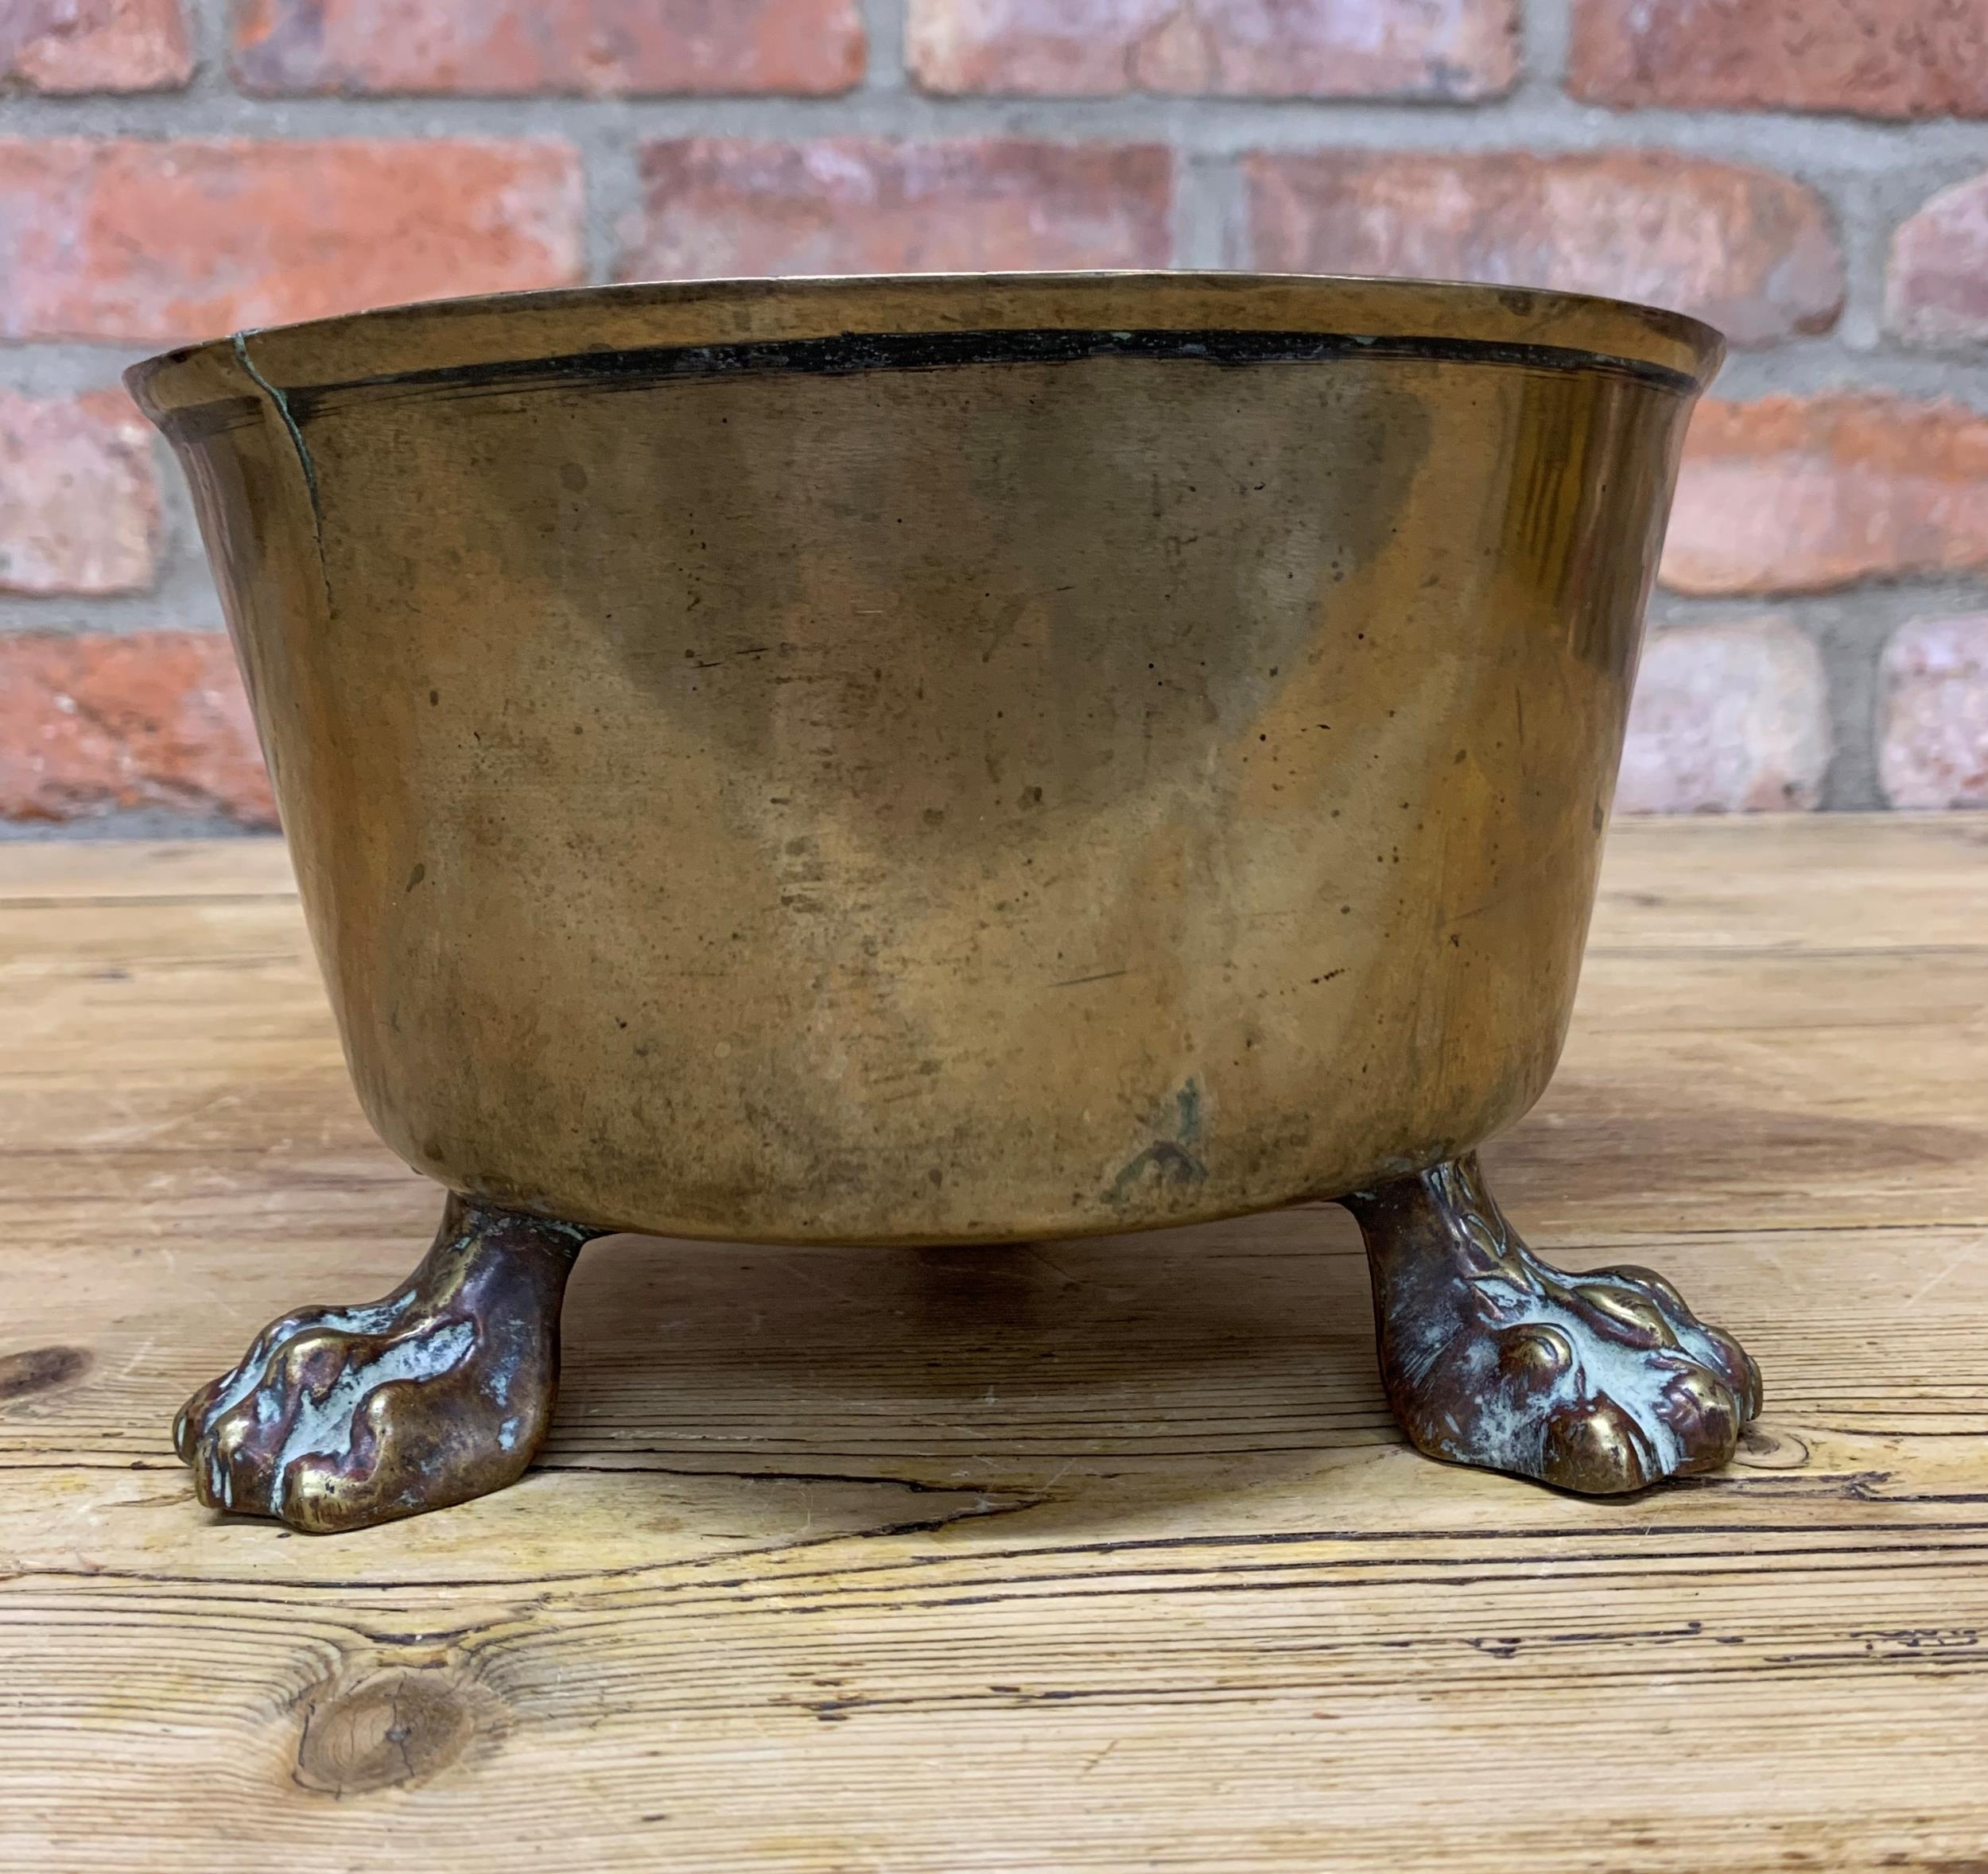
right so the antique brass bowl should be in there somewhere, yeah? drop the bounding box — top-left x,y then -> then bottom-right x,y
130,273 -> 1757,1531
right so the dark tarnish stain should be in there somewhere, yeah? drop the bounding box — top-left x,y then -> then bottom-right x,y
275,328 -> 1699,415
1109,1078 -> 1209,1202
405,863 -> 426,893
1175,1079 -> 1203,1147
0,1345 -> 91,1403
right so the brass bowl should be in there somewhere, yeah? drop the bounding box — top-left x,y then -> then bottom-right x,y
131,272 -> 1717,1246
134,275 -> 1753,1530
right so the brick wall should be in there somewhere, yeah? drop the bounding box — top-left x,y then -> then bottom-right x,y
4,0 -> 1987,830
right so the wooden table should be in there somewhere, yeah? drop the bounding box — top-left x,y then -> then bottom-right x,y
4,818 -> 1987,1871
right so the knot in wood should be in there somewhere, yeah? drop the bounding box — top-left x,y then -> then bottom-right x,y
294,1666 -> 486,1795
0,1345 -> 91,1403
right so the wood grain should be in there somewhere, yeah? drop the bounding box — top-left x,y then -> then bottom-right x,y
5,819 -> 1988,1871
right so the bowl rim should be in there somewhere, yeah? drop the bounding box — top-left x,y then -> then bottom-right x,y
124,269 -> 1725,422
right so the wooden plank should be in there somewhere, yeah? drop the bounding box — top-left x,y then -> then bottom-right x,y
0,836 -> 296,905
1592,813 -> 1988,953
5,820 -> 1988,1872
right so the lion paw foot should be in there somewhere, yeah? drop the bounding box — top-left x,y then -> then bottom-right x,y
1344,1156 -> 1759,1495
175,1198 -> 593,1533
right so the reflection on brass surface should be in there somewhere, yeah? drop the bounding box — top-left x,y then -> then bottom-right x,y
134,272 -> 1754,1526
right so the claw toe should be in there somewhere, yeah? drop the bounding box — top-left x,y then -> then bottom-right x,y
1658,1366 -> 1741,1472
1696,1325 -> 1761,1422
1542,1395 -> 1660,1493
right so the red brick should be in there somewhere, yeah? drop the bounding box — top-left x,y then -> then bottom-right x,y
623,138 -> 1174,279
1887,170 -> 1988,347
0,391 -> 158,596
0,139 -> 583,345
1662,395 -> 1988,596
1616,619 -> 1829,813
1881,615 -> 1988,808
1242,150 -> 1842,346
0,0 -> 190,92
232,0 -> 864,97
907,0 -> 1519,99
1568,0 -> 1988,120
0,632 -> 275,827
